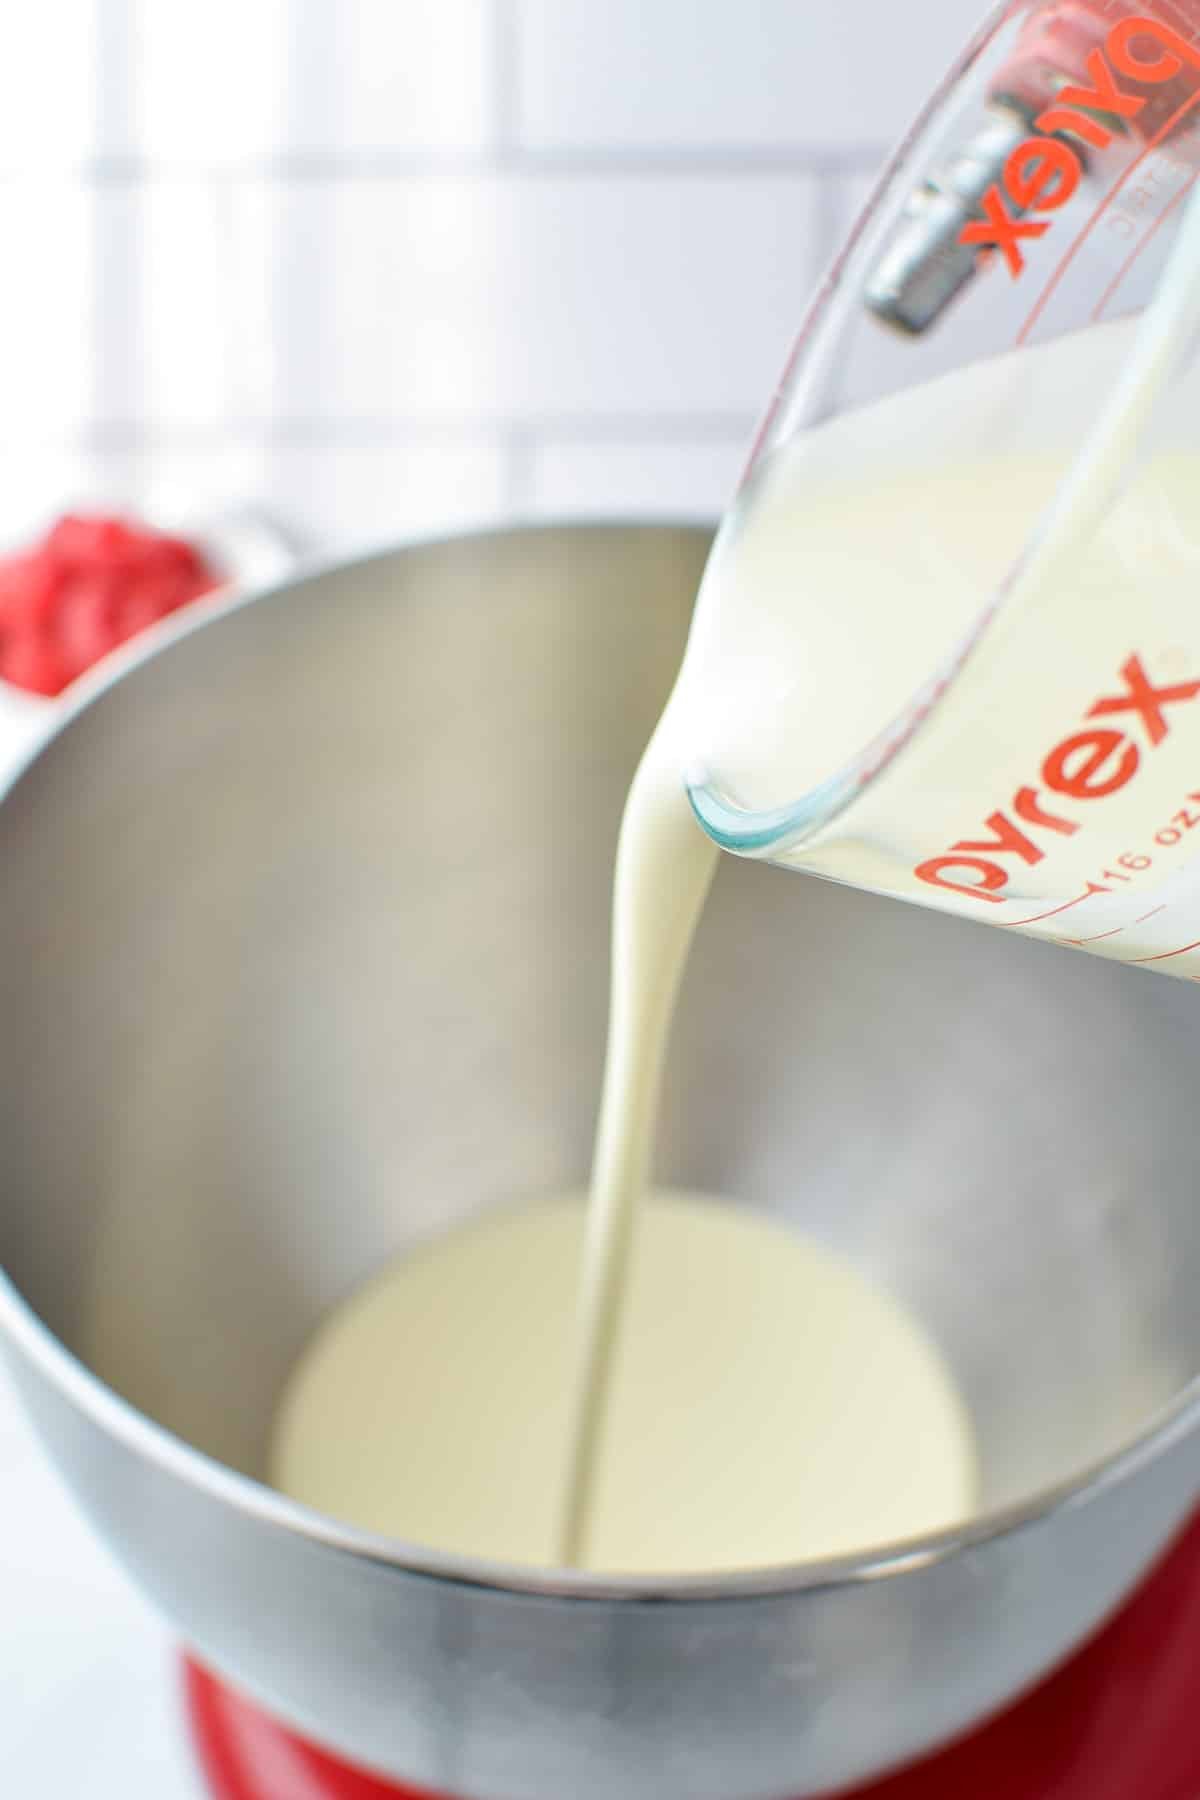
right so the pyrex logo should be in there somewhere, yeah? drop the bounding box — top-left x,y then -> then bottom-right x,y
914,655 -> 1200,903
959,13 -> 1200,277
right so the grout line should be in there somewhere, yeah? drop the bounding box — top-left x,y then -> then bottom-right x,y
493,145 -> 889,177
0,416 -> 759,455
0,146 -> 891,184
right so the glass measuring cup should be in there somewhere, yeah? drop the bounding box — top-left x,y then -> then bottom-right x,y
683,0 -> 1200,979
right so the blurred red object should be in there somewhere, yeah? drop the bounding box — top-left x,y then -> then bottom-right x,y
0,513 -> 222,697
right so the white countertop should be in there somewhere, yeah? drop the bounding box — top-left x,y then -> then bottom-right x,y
0,689 -> 204,1796
0,1363 -> 204,1796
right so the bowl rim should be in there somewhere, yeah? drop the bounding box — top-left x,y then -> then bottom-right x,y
1,517 -> 1198,1606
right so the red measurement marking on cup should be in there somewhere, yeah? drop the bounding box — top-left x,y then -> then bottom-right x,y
1055,902 -> 1172,947
1129,935 -> 1200,962
999,891 -> 1100,927
1017,80 -> 1200,344
1091,168 -> 1198,322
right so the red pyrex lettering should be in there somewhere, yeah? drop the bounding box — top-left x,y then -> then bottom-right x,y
914,655 -> 1200,903
959,14 -> 1200,277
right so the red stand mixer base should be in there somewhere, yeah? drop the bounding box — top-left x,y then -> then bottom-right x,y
185,1511 -> 1200,1800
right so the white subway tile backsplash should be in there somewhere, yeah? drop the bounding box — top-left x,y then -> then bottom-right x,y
0,187 -> 97,430
0,449 -> 115,547
527,437 -> 747,522
233,173 -> 818,424
0,5 -> 977,541
130,0 -> 293,164
515,0 -> 974,155
0,181 -> 265,436
88,183 -> 268,430
0,4 -> 106,166
129,0 -> 494,161
0,170 -> 818,437
0,0 -> 493,168
134,184 -> 249,426
246,441 -> 508,548
0,441 -> 508,558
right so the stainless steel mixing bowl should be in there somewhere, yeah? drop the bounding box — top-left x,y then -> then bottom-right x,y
2,523 -> 1200,1800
